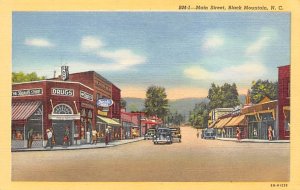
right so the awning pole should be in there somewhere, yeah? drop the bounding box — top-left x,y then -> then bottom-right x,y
42,104 -> 44,147
24,124 -> 26,148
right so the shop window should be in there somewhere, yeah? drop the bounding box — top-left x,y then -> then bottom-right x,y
88,110 -> 93,118
53,104 -> 73,114
81,108 -> 86,117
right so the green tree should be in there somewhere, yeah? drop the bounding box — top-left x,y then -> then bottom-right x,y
189,102 -> 209,129
12,72 -> 46,83
120,98 -> 127,108
166,111 -> 185,126
250,79 -> 278,104
207,82 -> 240,109
144,86 -> 169,120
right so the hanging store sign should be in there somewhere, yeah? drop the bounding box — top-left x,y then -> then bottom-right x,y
80,90 -> 93,101
96,98 -> 113,107
12,88 -> 43,97
98,110 -> 108,116
51,88 -> 74,96
48,114 -> 80,120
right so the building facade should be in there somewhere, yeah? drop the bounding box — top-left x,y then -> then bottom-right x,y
12,80 -> 94,148
68,71 -> 122,141
278,65 -> 290,140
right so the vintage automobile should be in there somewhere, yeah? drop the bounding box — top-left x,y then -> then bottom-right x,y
144,128 -> 156,140
201,128 -> 216,139
153,127 -> 173,144
170,127 -> 181,142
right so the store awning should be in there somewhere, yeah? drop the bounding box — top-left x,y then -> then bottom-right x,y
208,120 -> 218,128
144,120 -> 158,125
214,117 -> 232,129
225,115 -> 246,127
12,101 -> 41,122
97,116 -> 121,126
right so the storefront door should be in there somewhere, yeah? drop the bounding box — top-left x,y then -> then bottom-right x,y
52,120 -> 73,146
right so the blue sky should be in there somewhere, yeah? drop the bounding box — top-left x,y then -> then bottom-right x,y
13,12 -> 290,99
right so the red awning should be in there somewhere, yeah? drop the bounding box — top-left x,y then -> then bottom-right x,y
144,121 -> 158,125
12,101 -> 41,122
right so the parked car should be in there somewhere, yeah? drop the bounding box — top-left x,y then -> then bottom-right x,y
170,127 -> 181,142
153,127 -> 173,144
144,128 -> 156,140
201,128 -> 216,139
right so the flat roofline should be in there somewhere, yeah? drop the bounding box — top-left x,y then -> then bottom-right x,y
277,64 -> 290,68
12,80 -> 94,91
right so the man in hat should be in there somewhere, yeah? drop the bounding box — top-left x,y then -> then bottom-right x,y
44,129 -> 53,149
27,128 -> 34,148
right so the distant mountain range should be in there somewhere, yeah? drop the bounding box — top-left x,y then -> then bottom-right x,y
124,95 -> 246,119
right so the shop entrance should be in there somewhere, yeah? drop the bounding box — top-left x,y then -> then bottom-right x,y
52,120 -> 74,146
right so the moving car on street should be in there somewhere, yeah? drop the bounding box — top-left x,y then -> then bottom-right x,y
153,127 -> 173,144
144,128 -> 156,140
170,127 -> 181,142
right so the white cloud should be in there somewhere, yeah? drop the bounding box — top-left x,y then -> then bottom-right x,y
24,38 -> 54,47
202,35 -> 224,50
78,36 -> 146,70
245,36 -> 271,56
97,49 -> 146,66
184,61 -> 267,82
245,28 -> 277,56
81,36 -> 104,52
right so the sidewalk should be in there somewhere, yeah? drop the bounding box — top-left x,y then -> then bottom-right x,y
216,137 -> 290,143
12,137 -> 144,152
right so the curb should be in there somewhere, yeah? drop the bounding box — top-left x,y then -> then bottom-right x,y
12,138 -> 144,152
216,138 -> 290,143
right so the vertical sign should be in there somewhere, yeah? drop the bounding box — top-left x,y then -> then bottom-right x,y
61,66 -> 69,81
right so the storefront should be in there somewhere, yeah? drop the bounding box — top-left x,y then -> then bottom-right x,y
242,99 -> 278,140
12,80 -> 94,149
96,116 -> 121,141
12,101 -> 44,149
246,111 -> 277,140
224,115 -> 246,138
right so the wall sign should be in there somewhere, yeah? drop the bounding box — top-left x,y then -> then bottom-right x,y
97,98 -> 113,107
61,66 -> 69,81
80,90 -> 93,101
51,88 -> 74,96
12,88 -> 43,97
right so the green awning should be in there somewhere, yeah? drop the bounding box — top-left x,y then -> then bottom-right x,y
97,116 -> 121,126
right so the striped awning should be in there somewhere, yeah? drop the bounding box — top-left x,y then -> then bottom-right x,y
97,116 -> 121,126
225,115 -> 246,127
214,117 -> 232,129
12,101 -> 41,122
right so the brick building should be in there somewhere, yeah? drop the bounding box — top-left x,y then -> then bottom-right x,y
12,80 -> 94,148
278,65 -> 290,140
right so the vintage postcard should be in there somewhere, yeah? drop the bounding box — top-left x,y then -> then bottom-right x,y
0,0 -> 299,190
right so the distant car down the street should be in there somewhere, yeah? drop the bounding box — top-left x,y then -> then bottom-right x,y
144,128 -> 156,140
153,127 -> 173,144
201,128 -> 216,139
170,127 -> 181,143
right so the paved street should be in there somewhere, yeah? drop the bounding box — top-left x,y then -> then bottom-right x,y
12,126 -> 289,182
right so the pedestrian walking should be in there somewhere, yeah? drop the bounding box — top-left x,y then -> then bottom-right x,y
44,129 -> 53,149
63,126 -> 70,147
92,129 -> 97,145
236,127 -> 241,142
268,126 -> 273,141
50,128 -> 56,147
27,128 -> 34,148
105,127 -> 110,145
86,129 -> 91,144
